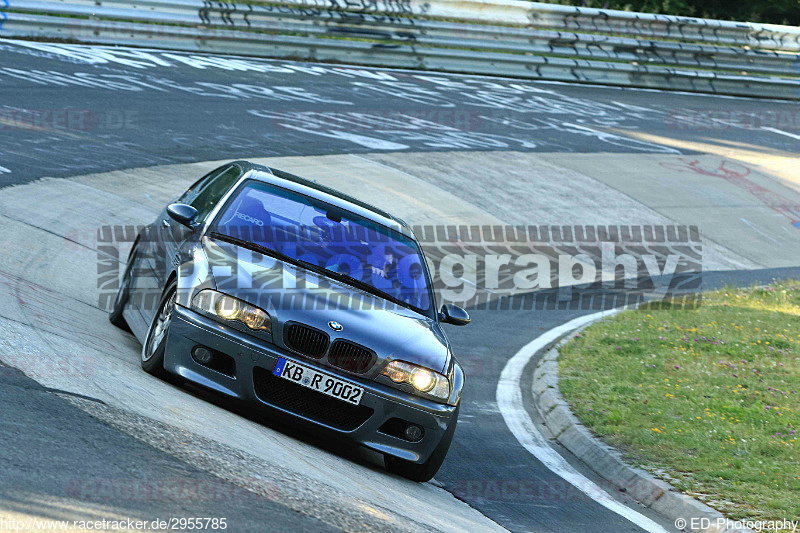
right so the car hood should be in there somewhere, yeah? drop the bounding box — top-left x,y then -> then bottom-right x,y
202,237 -> 450,374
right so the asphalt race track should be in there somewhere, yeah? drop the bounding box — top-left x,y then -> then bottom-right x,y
2,39 -> 800,186
1,38 -> 799,533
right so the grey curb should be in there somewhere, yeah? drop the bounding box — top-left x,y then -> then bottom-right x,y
530,324 -> 754,533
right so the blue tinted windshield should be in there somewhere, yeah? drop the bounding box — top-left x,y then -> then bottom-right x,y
211,180 -> 433,314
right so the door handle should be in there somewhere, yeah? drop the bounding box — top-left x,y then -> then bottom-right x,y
162,219 -> 170,227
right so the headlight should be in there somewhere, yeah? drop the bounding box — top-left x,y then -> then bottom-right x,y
381,361 -> 450,401
411,368 -> 436,392
191,290 -> 271,333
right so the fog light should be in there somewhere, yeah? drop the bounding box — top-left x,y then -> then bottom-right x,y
192,346 -> 213,365
404,424 -> 424,442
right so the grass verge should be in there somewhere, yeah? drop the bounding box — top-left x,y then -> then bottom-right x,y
559,280 -> 799,521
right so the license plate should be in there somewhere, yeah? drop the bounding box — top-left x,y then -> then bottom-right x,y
273,358 -> 364,406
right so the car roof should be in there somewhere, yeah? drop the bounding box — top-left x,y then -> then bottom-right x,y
230,160 -> 414,238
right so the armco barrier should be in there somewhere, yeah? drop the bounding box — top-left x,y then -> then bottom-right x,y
1,0 -> 799,98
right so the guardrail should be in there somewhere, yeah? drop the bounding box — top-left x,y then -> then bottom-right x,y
2,0 -> 799,98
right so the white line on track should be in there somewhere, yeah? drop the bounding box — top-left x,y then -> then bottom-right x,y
762,127 -> 800,141
496,310 -> 671,533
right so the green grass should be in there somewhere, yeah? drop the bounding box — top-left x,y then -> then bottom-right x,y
559,280 -> 800,521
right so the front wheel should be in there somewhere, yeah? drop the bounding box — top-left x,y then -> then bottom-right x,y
141,280 -> 177,377
384,404 -> 459,482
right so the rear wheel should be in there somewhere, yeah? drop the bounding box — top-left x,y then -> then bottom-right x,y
384,404 -> 459,482
109,242 -> 138,330
141,280 -> 177,377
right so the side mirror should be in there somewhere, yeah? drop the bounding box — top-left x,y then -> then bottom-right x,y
166,203 -> 198,228
440,304 -> 470,326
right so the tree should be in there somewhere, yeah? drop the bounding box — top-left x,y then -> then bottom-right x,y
547,0 -> 800,25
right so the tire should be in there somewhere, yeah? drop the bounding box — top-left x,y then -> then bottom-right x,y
109,242 -> 138,331
141,279 -> 177,378
384,404 -> 459,482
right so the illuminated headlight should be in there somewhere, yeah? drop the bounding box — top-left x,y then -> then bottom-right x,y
411,368 -> 436,392
381,361 -> 450,401
191,290 -> 271,333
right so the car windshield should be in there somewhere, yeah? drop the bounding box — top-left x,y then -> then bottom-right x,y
210,179 -> 434,315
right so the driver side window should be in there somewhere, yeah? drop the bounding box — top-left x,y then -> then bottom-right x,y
180,165 -> 242,222
179,166 -> 223,205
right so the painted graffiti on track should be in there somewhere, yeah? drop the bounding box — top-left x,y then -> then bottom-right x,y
0,39 -> 716,183
0,38 -> 798,187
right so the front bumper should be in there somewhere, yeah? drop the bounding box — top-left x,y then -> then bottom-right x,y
164,305 -> 457,463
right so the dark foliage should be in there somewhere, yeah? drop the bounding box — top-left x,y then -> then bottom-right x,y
549,0 -> 800,26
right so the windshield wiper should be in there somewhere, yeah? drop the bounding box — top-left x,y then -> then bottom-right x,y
323,269 -> 417,314
207,231 -> 421,314
207,231 -> 298,266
